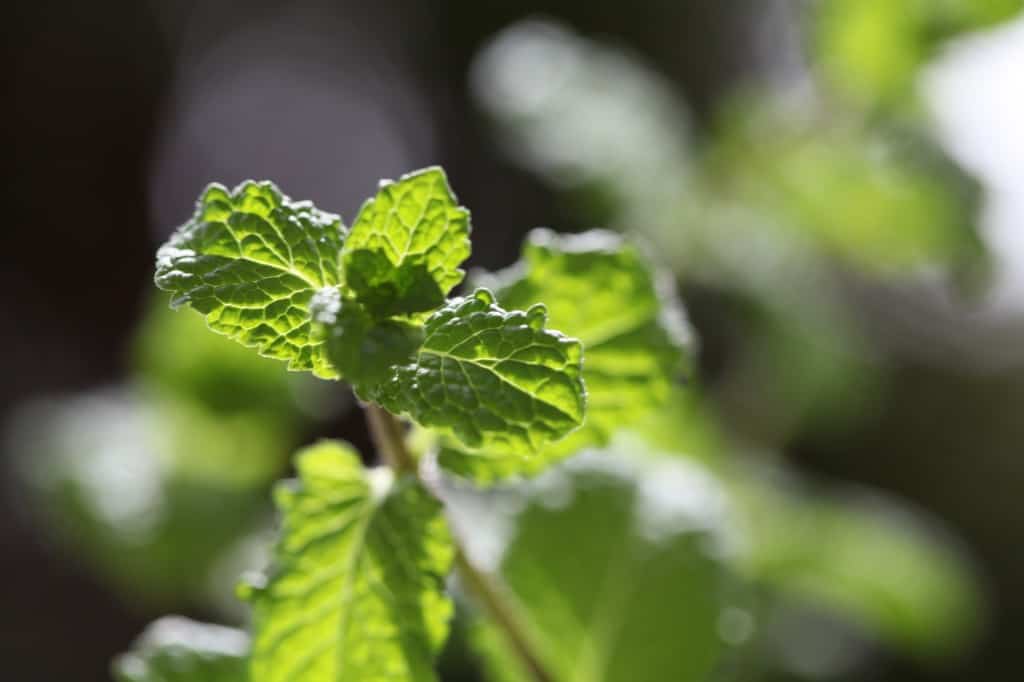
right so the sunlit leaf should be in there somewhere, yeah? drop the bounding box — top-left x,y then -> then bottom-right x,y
244,441 -> 454,682
341,167 -> 471,317
471,452 -> 736,682
155,181 -> 345,378
708,105 -> 984,275
814,0 -> 1024,109
368,289 -> 585,473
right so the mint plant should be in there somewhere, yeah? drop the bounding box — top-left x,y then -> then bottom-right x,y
134,166 -> 689,682
98,165 -> 983,682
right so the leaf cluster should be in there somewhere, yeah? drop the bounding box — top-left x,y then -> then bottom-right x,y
118,167 -> 980,682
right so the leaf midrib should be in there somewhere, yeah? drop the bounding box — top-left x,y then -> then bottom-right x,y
420,347 -> 579,424
335,491 -> 381,679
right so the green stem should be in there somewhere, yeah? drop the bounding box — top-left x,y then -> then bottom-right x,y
365,403 -> 417,473
363,404 -> 555,682
453,549 -> 555,682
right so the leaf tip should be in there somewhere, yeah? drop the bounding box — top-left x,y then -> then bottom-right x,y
472,287 -> 496,305
525,302 -> 548,330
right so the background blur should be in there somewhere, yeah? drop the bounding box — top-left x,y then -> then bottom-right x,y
3,1 -> 1024,681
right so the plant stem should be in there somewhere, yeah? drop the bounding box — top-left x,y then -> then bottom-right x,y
365,403 -> 417,473
363,404 -> 555,682
453,549 -> 555,682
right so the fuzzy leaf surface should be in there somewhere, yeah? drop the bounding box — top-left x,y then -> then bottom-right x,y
342,167 -> 471,317
244,441 -> 454,682
155,181 -> 345,378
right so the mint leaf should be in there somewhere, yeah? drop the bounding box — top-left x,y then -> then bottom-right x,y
155,181 -> 345,378
112,617 -> 249,682
734,465 -> 982,658
244,441 -> 454,682
341,167 -> 471,317
440,230 -> 688,481
9,389 -> 279,602
315,296 -> 425,395
134,295 -> 308,419
370,289 -> 585,460
471,453 -> 733,682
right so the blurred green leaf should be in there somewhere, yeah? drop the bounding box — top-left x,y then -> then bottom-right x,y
814,0 -> 1024,109
708,105 -> 983,276
134,296 -> 302,419
9,389 -> 281,602
732,465 -> 983,658
471,19 -> 693,227
243,441 -> 454,682
624,399 -> 983,659
620,387 -> 724,466
155,180 -> 346,378
113,617 -> 248,682
341,167 -> 471,317
472,453 -> 736,682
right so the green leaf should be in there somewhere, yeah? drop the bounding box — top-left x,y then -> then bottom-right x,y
709,105 -> 985,276
315,295 -> 425,395
112,616 -> 248,682
622,395 -> 983,660
341,167 -> 471,317
439,230 -> 687,481
155,181 -> 345,379
733,465 -> 983,658
243,441 -> 454,682
814,0 -> 1024,110
133,294 -> 307,419
8,389 -> 278,603
370,289 -> 585,462
470,453 -> 735,682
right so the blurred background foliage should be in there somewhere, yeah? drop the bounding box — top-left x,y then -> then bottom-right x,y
3,1 -> 1024,681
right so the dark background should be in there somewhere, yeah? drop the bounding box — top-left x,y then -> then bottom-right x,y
3,1 -> 1022,681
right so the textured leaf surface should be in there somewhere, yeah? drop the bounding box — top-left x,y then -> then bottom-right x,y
113,616 -> 249,682
342,167 -> 471,316
155,181 -> 345,378
372,289 -> 585,460
315,296 -> 425,396
244,441 -> 454,682
440,230 -> 688,481
472,453 -> 733,682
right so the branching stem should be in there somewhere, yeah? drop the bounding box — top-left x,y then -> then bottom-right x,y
364,404 -> 555,682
